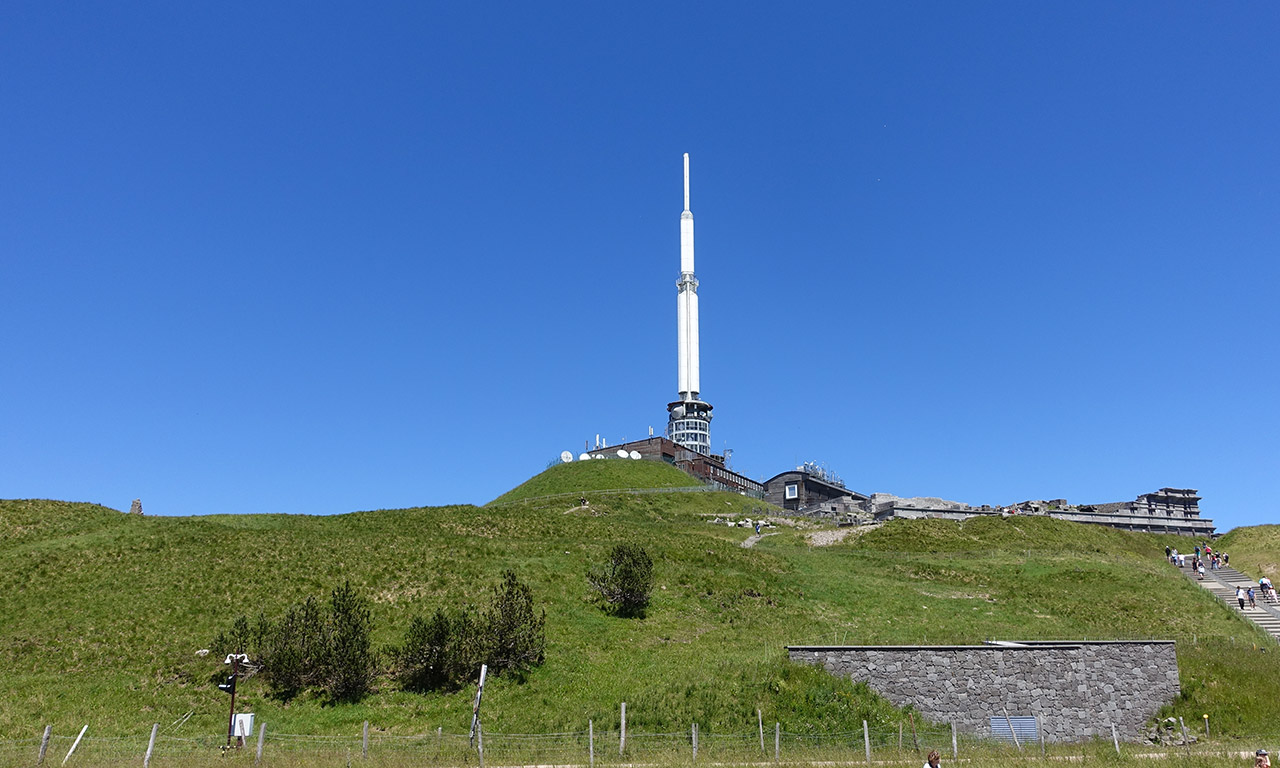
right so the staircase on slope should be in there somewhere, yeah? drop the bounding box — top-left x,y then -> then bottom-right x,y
1172,555 -> 1280,642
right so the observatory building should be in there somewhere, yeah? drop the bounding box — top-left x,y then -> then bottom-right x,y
666,153 -> 713,455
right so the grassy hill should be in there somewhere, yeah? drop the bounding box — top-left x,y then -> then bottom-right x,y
3,462 -> 1279,747
1214,524 -> 1280,583
489,459 -> 701,504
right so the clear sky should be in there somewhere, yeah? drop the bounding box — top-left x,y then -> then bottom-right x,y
3,3 -> 1276,532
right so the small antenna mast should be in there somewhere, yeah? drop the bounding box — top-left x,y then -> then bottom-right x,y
683,153 -> 690,211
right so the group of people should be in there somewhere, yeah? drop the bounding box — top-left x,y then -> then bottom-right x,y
1166,543 -> 1235,580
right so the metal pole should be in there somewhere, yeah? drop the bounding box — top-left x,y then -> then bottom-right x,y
62,725 -> 88,766
144,723 -> 158,768
1111,723 -> 1120,755
470,665 -> 488,748
1179,717 -> 1190,753
863,720 -> 871,765
227,656 -> 239,747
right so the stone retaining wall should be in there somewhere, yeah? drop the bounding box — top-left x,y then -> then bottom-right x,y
788,641 -> 1179,743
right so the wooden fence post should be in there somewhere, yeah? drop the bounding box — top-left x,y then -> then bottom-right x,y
38,726 -> 52,766
951,721 -> 958,760
256,723 -> 266,765
758,709 -> 764,754
691,722 -> 697,761
589,719 -> 594,768
1003,708 -> 1021,751
620,702 -> 626,756
1037,716 -> 1045,757
774,722 -> 779,762
477,721 -> 484,768
1111,723 -> 1120,755
143,723 -> 158,768
62,725 -> 88,766
863,720 -> 870,765
909,712 -> 919,752
362,721 -> 369,759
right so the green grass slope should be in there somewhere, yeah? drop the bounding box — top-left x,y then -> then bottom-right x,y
2,465 -> 1278,745
489,459 -> 701,504
1214,524 -> 1280,583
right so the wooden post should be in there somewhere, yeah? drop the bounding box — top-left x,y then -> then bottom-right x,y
758,709 -> 765,754
477,720 -> 484,768
620,702 -> 626,756
951,721 -> 958,760
863,720 -> 871,765
256,723 -> 266,765
1003,708 -> 1021,751
1037,716 -> 1045,757
62,725 -> 88,766
436,726 -> 443,756
898,720 -> 903,750
362,721 -> 369,759
909,712 -> 919,752
589,719 -> 594,768
38,726 -> 52,766
1110,723 -> 1120,755
692,722 -> 698,761
144,723 -> 158,768
774,722 -> 779,762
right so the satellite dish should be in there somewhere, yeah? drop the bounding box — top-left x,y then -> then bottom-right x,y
616,449 -> 628,459
629,450 -> 641,460
579,453 -> 591,461
560,450 -> 573,463
594,454 -> 605,460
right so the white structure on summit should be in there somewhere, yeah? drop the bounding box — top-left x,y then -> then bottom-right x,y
667,153 -> 713,454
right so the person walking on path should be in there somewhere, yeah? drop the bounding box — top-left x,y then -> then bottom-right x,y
1237,586 -> 1247,610
1248,587 -> 1257,609
1198,562 -> 1206,580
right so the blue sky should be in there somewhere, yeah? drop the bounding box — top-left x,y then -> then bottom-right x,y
2,3 -> 1276,531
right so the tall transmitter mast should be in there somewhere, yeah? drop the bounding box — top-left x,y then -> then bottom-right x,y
666,153 -> 713,454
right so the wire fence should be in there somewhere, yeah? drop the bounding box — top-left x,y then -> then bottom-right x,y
6,720 -> 1278,768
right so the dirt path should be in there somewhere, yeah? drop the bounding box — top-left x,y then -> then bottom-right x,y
741,532 -> 779,548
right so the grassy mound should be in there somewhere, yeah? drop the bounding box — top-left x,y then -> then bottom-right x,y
489,458 -> 700,504
2,463 -> 1279,744
1213,524 -> 1280,582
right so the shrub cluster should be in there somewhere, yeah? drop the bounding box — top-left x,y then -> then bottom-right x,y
587,543 -> 654,617
211,581 -> 376,702
393,570 -> 546,692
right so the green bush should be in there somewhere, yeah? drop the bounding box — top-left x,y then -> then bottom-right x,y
588,543 -> 654,617
211,583 -> 376,703
485,570 -> 546,676
394,570 -> 544,692
322,581 -> 377,702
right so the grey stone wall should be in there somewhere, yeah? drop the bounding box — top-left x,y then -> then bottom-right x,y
788,641 -> 1179,743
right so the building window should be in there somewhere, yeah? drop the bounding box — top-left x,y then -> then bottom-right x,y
785,483 -> 798,500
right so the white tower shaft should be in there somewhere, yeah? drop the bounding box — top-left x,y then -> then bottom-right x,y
677,153 -> 699,399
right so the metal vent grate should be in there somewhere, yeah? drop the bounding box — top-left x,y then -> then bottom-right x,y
990,716 -> 1039,744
